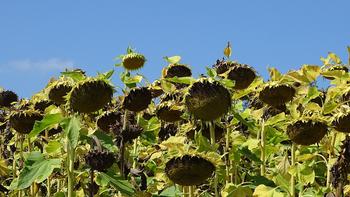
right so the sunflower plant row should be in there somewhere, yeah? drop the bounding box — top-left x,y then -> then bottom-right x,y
0,46 -> 350,197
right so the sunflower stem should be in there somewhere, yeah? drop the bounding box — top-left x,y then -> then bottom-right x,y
47,176 -> 51,197
189,186 -> 195,197
290,143 -> 296,197
183,186 -> 189,197
327,132 -> 337,189
67,141 -> 75,197
225,128 -> 230,184
209,122 -> 219,197
260,120 -> 266,176
89,169 -> 94,197
120,109 -> 129,178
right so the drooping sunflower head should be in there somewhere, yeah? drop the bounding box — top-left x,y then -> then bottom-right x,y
332,107 -> 350,133
0,90 -> 18,107
164,64 -> 192,78
33,99 -> 54,112
122,87 -> 152,112
287,118 -> 328,145
97,110 -> 122,133
9,110 -> 43,134
148,80 -> 164,98
158,123 -> 178,142
121,52 -> 146,71
213,59 -> 238,75
68,79 -> 114,113
259,82 -> 295,107
165,155 -> 215,186
85,150 -> 115,172
156,102 -> 184,122
185,79 -> 231,121
226,63 -> 256,90
48,80 -> 73,105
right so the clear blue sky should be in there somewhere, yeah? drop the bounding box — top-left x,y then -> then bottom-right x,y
0,1 -> 349,98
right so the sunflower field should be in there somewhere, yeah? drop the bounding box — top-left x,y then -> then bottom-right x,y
1,45 -> 350,197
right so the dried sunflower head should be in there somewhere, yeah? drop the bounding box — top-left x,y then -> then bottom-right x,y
0,90 -> 18,107
68,79 -> 113,113
122,87 -> 152,112
287,118 -> 328,145
185,79 -> 231,121
122,52 -> 146,71
9,110 -> 43,134
259,82 -> 295,107
225,63 -> 256,90
165,155 -> 215,186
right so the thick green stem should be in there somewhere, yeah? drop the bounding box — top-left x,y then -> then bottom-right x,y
67,142 -> 74,197
225,128 -> 231,184
183,186 -> 189,197
132,137 -> 139,169
189,186 -> 195,197
327,132 -> 337,189
89,170 -> 94,197
120,110 -> 129,178
260,121 -> 266,176
209,122 -> 219,197
47,176 -> 51,197
290,143 -> 296,197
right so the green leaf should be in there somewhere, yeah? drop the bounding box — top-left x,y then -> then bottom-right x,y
286,71 -> 310,84
93,130 -> 116,151
321,70 -> 348,79
253,185 -> 285,197
165,76 -> 195,85
269,68 -> 283,81
273,174 -> 290,193
12,152 -> 61,190
301,65 -> 321,82
221,183 -> 253,197
45,140 -> 62,154
158,185 -> 182,197
206,67 -> 217,78
54,192 -> 65,197
160,79 -> 176,93
323,101 -> 338,114
63,116 -> 81,149
163,56 -> 181,64
99,172 -> 135,196
265,113 -> 285,126
98,69 -> 114,80
0,159 -> 8,176
28,113 -> 64,138
221,78 -> 235,88
195,131 -> 215,152
298,164 -> 315,184
61,70 -> 86,82
328,52 -> 342,64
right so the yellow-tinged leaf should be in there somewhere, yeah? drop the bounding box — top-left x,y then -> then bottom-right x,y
297,153 -> 315,162
0,159 -> 8,176
268,67 -> 283,81
253,185 -> 285,197
301,65 -> 321,82
221,183 -> 253,197
329,52 -> 342,64
164,56 -> 181,64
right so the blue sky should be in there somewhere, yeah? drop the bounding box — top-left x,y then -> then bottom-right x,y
0,1 -> 349,98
